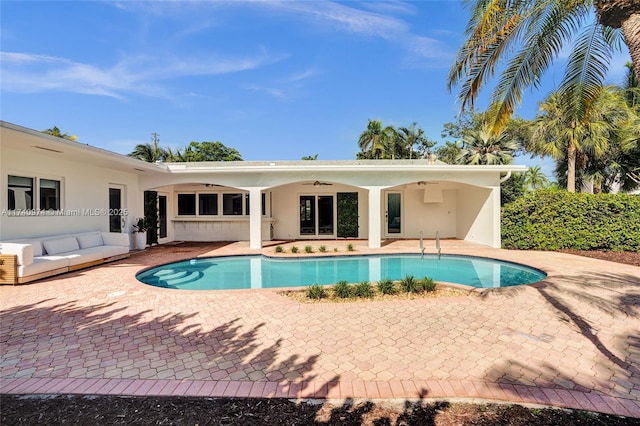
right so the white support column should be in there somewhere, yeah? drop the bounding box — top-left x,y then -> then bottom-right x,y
491,186 -> 501,248
249,188 -> 263,249
368,187 -> 382,249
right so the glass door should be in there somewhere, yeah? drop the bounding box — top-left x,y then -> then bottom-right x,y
386,192 -> 402,236
158,195 -> 167,239
109,185 -> 125,233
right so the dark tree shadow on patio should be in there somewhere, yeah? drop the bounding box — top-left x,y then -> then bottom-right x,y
477,270 -> 640,409
0,298 -> 338,397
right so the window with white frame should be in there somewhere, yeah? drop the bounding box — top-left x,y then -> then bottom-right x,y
177,193 -> 196,216
40,178 -> 61,210
176,191 -> 267,217
222,193 -> 243,215
7,175 -> 62,211
8,175 -> 34,210
198,193 -> 218,215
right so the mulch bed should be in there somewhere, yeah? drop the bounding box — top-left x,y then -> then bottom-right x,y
559,250 -> 640,267
2,395 -> 637,425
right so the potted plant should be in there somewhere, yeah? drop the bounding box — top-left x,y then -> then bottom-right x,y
132,217 -> 147,250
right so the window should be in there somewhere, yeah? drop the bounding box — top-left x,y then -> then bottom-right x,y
199,194 -> 218,215
223,193 -> 243,215
40,179 -> 61,210
177,194 -> 196,215
8,175 -> 33,210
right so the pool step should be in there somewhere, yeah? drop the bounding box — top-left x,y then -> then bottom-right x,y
162,271 -> 203,286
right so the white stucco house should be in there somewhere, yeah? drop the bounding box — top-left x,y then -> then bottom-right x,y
1,121 -> 526,252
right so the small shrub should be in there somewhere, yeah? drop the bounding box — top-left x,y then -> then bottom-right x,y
334,280 -> 352,298
355,281 -> 373,298
400,274 -> 421,293
306,284 -> 326,299
377,278 -> 396,295
291,246 -> 299,253
347,243 -> 354,252
319,245 -> 327,253
275,245 -> 284,253
420,277 -> 437,292
304,245 -> 314,253
333,247 -> 338,252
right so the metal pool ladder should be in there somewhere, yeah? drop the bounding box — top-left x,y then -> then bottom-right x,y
436,230 -> 441,259
419,231 -> 425,258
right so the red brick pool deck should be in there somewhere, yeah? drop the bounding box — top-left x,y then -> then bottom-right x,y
1,240 -> 639,418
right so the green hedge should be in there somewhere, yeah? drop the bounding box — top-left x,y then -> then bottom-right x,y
501,189 -> 640,251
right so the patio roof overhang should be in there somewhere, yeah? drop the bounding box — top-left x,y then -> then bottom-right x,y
141,160 -> 527,190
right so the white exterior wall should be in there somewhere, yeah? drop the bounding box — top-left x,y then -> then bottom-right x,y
270,182 -> 369,240
455,185 -> 498,247
399,188 -> 457,239
160,185 -> 272,242
1,145 -> 142,240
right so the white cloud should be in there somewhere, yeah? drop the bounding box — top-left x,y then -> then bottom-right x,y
259,0 -> 408,39
0,49 -> 285,99
242,67 -> 320,100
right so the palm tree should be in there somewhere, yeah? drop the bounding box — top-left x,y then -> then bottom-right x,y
42,126 -> 78,141
164,146 -> 186,162
357,119 -> 395,159
531,87 -> 632,192
449,0 -> 640,133
523,165 -> 549,190
456,126 -> 519,165
396,122 -> 427,159
129,143 -> 165,163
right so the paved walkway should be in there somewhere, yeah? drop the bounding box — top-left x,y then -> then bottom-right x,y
1,240 -> 639,418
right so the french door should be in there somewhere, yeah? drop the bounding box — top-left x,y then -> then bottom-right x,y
385,192 -> 402,236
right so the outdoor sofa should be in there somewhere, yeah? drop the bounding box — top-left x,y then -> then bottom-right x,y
0,231 -> 130,284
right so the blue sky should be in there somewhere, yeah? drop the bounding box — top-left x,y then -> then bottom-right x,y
0,1 -> 631,175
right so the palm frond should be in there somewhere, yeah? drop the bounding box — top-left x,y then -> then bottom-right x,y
487,1 -> 586,132
560,23 -> 621,122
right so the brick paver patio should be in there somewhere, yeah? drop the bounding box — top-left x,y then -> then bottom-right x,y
1,240 -> 639,418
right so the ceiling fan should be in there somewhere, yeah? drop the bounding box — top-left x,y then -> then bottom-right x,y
302,180 -> 333,187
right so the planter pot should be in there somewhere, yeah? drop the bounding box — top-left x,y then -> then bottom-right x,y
134,232 -> 147,250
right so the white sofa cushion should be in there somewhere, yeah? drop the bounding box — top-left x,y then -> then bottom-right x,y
0,243 -> 34,266
24,240 -> 44,257
76,233 -> 104,249
61,247 -> 105,267
101,232 -> 130,247
19,256 -> 69,277
43,237 -> 80,256
101,245 -> 130,258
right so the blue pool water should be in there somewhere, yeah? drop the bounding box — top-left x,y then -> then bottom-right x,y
136,254 -> 546,290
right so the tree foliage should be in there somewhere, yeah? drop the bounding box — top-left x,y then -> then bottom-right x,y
41,126 -> 78,141
182,141 -> 242,162
129,140 -> 242,163
448,0 -> 638,133
530,85 -> 636,192
356,119 -> 435,160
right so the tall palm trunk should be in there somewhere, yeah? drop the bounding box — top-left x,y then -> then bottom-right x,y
567,143 -> 577,193
622,13 -> 640,77
595,1 -> 640,77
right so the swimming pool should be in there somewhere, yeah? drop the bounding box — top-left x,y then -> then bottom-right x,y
136,254 -> 546,290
